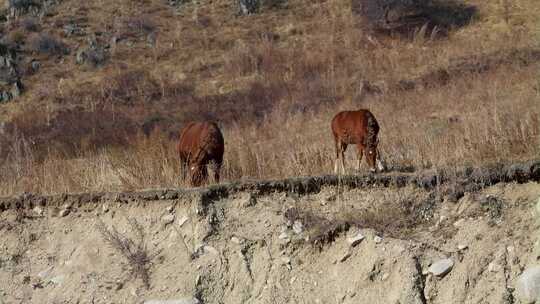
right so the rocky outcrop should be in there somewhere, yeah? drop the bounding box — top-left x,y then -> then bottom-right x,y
237,0 -> 287,15
0,43 -> 23,104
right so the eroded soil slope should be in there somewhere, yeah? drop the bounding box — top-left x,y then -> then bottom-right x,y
1,163 -> 540,304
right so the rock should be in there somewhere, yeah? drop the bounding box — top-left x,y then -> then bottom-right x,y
238,0 -> 286,15
238,0 -> 260,14
33,206 -> 43,216
161,214 -> 175,225
516,266 -> 540,304
453,219 -> 465,227
292,221 -> 304,234
63,23 -> 85,37
457,244 -> 468,251
75,39 -> 107,67
280,257 -> 292,270
59,208 -> 70,217
143,298 -> 200,304
49,275 -> 64,285
373,236 -> 382,244
428,258 -> 454,277
278,232 -> 289,240
178,215 -> 189,227
37,266 -> 53,279
230,236 -> 243,244
347,232 -> 365,247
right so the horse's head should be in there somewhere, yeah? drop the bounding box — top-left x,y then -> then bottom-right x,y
367,139 -> 386,173
189,164 -> 208,187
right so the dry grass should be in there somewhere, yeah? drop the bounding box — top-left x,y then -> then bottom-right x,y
0,0 -> 539,195
97,218 -> 160,289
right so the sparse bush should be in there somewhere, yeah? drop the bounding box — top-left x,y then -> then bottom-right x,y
20,17 -> 40,32
97,219 -> 160,289
101,69 -> 161,105
6,29 -> 26,46
27,33 -> 69,56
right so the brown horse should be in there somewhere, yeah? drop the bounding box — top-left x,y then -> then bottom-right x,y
331,109 -> 384,174
177,121 -> 224,186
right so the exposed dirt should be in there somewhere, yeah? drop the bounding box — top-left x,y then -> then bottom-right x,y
0,161 -> 539,304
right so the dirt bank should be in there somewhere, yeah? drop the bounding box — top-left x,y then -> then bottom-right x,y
1,161 -> 539,303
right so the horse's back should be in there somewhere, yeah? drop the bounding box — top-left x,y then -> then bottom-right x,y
331,110 -> 378,144
178,121 -> 224,163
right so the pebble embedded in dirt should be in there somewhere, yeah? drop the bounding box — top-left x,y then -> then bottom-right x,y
516,266 -> 540,304
293,221 -> 304,234
457,244 -> 468,251
373,236 -> 382,244
428,258 -> 454,277
59,209 -> 70,217
347,232 -> 365,247
178,215 -> 189,227
143,298 -> 200,304
33,206 -> 44,216
230,236 -> 243,244
161,214 -> 175,225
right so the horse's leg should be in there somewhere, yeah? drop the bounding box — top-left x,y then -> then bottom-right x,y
334,138 -> 340,174
356,144 -> 364,171
340,143 -> 347,174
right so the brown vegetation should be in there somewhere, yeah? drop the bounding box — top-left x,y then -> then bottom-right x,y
0,0 -> 539,195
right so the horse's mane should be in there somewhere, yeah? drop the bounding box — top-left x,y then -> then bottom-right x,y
365,113 -> 378,148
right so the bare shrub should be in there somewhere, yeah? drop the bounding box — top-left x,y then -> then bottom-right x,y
100,69 -> 161,105
27,33 -> 69,56
21,17 -> 40,32
97,219 -> 160,289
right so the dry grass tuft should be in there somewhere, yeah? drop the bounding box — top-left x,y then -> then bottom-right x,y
97,218 -> 160,289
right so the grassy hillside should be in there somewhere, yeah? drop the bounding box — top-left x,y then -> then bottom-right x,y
0,0 -> 539,195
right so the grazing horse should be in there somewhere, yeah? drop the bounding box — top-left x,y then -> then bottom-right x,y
331,109 -> 384,174
177,121 -> 224,186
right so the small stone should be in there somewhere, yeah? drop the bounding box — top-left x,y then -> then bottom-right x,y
280,257 -> 292,270
428,258 -> 454,277
231,236 -> 242,244
516,266 -> 540,304
166,206 -> 174,213
374,236 -> 382,244
381,273 -> 389,281
457,244 -> 468,251
178,216 -> 189,227
347,232 -> 365,247
59,209 -> 70,217
293,221 -> 304,234
278,232 -> 289,240
102,204 -> 109,213
143,298 -> 200,304
161,214 -> 175,225
453,219 -> 465,227
281,257 -> 291,265
50,275 -> 64,285
33,206 -> 43,216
